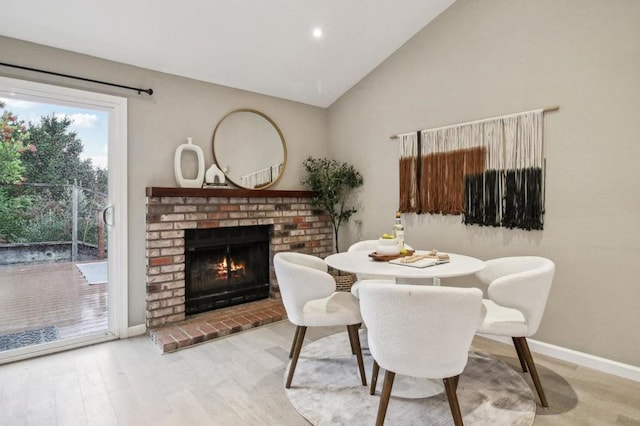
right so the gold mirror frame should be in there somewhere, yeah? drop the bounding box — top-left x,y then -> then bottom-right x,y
212,109 -> 287,190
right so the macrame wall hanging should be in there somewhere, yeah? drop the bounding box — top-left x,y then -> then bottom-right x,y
393,107 -> 557,231
398,133 -> 419,213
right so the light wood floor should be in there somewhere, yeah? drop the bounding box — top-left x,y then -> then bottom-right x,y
0,321 -> 638,425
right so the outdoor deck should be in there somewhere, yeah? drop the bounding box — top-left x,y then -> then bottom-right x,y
0,260 -> 290,354
0,261 -> 107,350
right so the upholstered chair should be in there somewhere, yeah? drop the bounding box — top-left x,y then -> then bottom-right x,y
359,282 -> 483,426
475,256 -> 555,408
273,252 -> 367,389
347,240 -> 414,298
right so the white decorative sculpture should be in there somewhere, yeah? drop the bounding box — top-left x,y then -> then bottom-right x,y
174,137 -> 205,188
205,163 -> 226,185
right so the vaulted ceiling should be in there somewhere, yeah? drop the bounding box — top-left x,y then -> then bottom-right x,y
0,0 -> 455,107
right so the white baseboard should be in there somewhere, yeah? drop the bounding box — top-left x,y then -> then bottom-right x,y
479,334 -> 640,383
127,324 -> 147,337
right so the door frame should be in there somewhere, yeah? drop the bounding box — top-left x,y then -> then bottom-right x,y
0,76 -> 128,362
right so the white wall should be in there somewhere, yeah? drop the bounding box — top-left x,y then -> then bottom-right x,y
328,0 -> 640,366
0,36 -> 329,326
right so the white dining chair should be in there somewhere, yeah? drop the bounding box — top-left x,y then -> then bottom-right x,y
475,256 -> 555,408
347,240 -> 414,298
359,281 -> 483,426
273,252 -> 367,388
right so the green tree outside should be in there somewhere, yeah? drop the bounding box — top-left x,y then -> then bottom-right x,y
0,100 -> 32,184
0,101 -> 33,242
0,105 -> 107,246
21,114 -> 101,196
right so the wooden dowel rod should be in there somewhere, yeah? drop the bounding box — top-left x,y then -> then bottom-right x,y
389,132 -> 415,140
389,105 -> 559,140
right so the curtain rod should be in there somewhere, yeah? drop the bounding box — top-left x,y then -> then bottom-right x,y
390,105 -> 559,139
0,62 -> 154,96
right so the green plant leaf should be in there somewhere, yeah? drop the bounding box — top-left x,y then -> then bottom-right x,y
301,157 -> 363,252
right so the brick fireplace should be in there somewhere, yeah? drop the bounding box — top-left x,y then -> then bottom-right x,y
145,187 -> 333,329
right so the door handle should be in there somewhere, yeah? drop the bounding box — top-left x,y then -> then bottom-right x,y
102,205 -> 115,226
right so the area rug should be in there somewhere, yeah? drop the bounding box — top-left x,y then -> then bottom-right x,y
0,326 -> 58,351
284,331 -> 535,425
76,261 -> 107,284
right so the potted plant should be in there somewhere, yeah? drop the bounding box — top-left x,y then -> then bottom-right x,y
301,157 -> 364,253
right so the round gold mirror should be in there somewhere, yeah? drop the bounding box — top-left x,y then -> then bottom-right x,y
212,109 -> 287,189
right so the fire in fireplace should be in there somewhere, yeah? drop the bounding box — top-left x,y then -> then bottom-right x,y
214,256 -> 245,279
184,225 -> 271,315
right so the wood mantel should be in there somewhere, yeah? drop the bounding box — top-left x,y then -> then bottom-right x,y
146,186 -> 314,198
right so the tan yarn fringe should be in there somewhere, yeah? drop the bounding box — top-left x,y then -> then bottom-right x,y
420,147 -> 485,214
399,157 -> 418,212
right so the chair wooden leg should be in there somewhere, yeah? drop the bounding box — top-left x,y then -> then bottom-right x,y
353,323 -> 363,354
512,336 -> 528,372
375,370 -> 396,426
515,337 -> 548,408
289,326 -> 302,359
443,375 -> 464,426
370,359 -> 380,395
347,325 -> 357,355
347,324 -> 367,386
286,326 -> 307,389
452,374 -> 460,391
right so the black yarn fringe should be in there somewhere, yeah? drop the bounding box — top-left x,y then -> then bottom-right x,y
464,167 -> 544,231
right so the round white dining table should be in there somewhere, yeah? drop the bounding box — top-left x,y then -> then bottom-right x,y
325,249 -> 486,398
324,250 -> 486,285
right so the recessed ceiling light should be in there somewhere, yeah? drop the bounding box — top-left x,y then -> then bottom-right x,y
312,27 -> 323,39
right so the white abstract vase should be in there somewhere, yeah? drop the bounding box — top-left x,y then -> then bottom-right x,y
174,137 -> 205,188
205,164 -> 226,184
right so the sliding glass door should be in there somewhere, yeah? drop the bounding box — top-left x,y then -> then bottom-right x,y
0,76 -> 128,363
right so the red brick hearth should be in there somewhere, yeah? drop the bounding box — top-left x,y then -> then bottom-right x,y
145,187 -> 334,352
149,298 -> 287,353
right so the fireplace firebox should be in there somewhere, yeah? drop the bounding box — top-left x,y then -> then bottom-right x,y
185,225 -> 271,315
